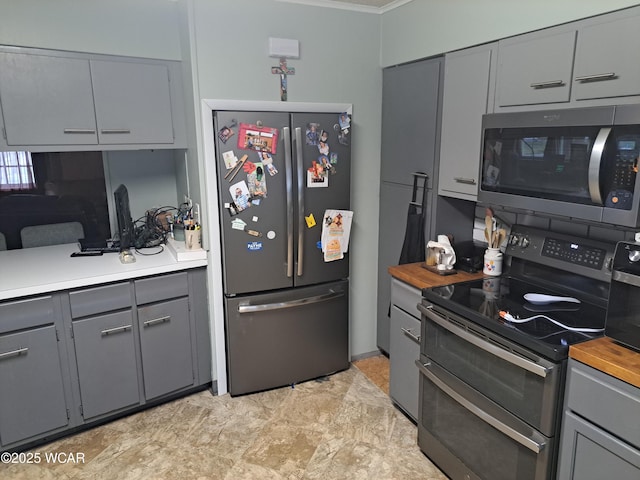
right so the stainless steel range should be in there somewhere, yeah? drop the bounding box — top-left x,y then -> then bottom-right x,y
417,225 -> 616,480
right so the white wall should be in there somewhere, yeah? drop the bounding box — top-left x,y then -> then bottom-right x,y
381,0 -> 640,66
187,0 -> 383,362
0,0 -> 181,60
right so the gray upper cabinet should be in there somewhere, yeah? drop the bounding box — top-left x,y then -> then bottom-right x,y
0,52 -> 98,145
91,60 -> 174,145
439,44 -> 496,201
380,59 -> 441,187
495,30 -> 576,107
0,48 -> 181,149
572,13 -> 640,101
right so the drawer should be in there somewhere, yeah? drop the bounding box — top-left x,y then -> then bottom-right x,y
135,272 -> 188,305
566,359 -> 640,449
389,304 -> 421,420
390,278 -> 421,319
69,282 -> 131,318
0,296 -> 56,333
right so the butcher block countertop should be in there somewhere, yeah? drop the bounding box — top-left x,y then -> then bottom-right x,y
570,337 -> 640,389
388,262 -> 486,290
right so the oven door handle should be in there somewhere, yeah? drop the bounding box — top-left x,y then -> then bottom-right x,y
418,304 -> 551,378
416,360 -> 546,454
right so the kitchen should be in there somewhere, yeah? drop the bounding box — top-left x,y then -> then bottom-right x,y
1,0 -> 640,478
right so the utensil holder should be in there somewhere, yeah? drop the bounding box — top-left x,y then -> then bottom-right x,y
483,248 -> 503,276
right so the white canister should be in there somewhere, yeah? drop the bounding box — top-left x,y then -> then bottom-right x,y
483,248 -> 503,276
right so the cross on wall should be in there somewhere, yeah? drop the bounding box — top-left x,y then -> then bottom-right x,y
271,57 -> 295,101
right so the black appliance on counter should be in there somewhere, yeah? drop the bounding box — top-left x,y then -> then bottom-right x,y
417,225 -> 616,480
606,240 -> 640,351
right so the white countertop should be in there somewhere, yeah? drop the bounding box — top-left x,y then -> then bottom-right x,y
0,242 -> 208,301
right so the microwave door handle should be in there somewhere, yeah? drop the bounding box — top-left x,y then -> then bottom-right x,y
588,127 -> 612,205
416,360 -> 546,454
283,127 -> 294,278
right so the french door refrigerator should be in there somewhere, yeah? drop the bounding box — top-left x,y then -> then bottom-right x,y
213,110 -> 351,396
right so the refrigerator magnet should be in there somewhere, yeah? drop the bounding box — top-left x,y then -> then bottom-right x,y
231,218 -> 247,230
317,141 -> 329,156
237,123 -> 279,154
330,152 -> 338,164
247,241 -> 263,251
267,230 -> 276,240
307,161 -> 328,188
319,155 -> 336,175
222,150 -> 237,169
305,214 -> 316,228
247,164 -> 267,199
338,113 -> 351,131
306,123 -> 320,145
230,180 -> 251,212
218,125 -> 235,143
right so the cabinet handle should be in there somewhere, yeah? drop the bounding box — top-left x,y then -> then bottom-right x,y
530,80 -> 565,89
574,72 -> 616,83
143,315 -> 171,328
63,128 -> 96,134
401,327 -> 421,344
0,347 -> 28,360
101,324 -> 132,336
100,129 -> 132,135
454,177 -> 477,185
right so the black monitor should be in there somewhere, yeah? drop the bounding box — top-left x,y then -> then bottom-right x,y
113,184 -> 134,252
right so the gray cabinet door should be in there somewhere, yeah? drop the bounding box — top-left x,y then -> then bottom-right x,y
558,411 -> 640,479
0,52 -> 97,145
72,311 -> 140,420
138,297 -> 193,400
573,14 -> 640,101
389,279 -> 421,421
496,30 -> 576,107
381,58 -> 441,186
439,45 -> 494,201
0,326 -> 69,446
91,60 -> 174,145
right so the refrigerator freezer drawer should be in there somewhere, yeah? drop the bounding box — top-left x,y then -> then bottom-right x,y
225,280 -> 349,396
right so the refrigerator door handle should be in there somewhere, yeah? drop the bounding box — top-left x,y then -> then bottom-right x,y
284,127 -> 294,278
237,290 -> 345,313
295,127 -> 305,277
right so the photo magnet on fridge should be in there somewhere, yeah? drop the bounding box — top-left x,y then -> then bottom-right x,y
306,123 -> 320,145
230,180 -> 251,212
218,125 -> 235,143
222,150 -> 238,169
237,123 -> 279,154
307,161 -> 328,188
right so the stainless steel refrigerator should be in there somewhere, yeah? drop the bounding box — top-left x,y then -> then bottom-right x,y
213,110 -> 351,396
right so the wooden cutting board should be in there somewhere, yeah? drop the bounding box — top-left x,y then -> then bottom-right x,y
570,337 -> 640,389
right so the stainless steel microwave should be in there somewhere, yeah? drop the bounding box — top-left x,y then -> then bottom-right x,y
479,105 -> 640,227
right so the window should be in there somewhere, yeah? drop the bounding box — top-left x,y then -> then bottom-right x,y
0,151 -> 36,191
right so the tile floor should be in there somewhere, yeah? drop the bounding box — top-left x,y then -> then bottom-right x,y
1,356 -> 447,480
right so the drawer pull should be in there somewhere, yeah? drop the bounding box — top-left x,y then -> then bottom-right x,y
401,327 -> 421,344
530,80 -> 565,89
100,129 -> 131,135
63,128 -> 96,134
0,347 -> 28,360
574,72 -> 616,83
143,315 -> 171,328
101,325 -> 132,336
454,177 -> 477,185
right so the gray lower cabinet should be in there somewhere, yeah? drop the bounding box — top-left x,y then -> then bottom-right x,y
0,268 -> 208,451
389,278 -> 421,421
138,297 -> 193,400
72,311 -> 140,420
557,359 -> 640,479
0,296 -> 70,448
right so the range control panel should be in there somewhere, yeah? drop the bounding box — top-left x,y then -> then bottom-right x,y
506,225 -> 616,282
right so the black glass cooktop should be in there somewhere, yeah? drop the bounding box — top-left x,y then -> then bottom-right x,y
422,276 -> 607,361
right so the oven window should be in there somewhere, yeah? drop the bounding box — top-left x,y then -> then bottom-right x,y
420,369 -> 552,480
425,316 -> 561,436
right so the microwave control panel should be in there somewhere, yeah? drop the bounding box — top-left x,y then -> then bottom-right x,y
604,134 -> 640,209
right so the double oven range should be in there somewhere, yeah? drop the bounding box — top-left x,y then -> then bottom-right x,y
417,225 -> 615,480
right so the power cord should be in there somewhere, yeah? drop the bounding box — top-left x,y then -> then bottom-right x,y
499,310 -> 604,333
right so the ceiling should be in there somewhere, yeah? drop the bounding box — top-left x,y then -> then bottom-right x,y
277,0 -> 412,13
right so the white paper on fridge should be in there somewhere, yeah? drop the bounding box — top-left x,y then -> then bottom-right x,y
321,209 -> 353,262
